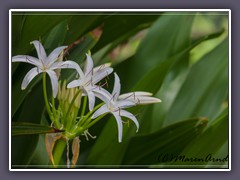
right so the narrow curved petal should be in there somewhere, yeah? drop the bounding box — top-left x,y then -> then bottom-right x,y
46,46 -> 67,65
21,67 -> 42,90
92,67 -> 113,84
12,55 -> 42,67
67,79 -> 82,88
116,100 -> 136,108
85,54 -> 94,78
118,92 -> 161,104
50,61 -> 75,69
92,87 -> 112,106
30,40 -> 47,62
112,73 -> 121,101
133,96 -> 162,104
86,91 -> 95,111
120,110 -> 139,132
49,61 -> 65,70
111,112 -> 123,143
62,60 -> 81,70
119,91 -> 153,100
91,104 -> 109,119
93,63 -> 112,73
51,61 -> 84,79
46,70 -> 59,98
64,61 -> 84,78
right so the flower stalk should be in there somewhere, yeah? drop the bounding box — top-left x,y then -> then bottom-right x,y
42,72 -> 60,129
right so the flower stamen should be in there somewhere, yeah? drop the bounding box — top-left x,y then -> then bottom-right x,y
81,129 -> 96,141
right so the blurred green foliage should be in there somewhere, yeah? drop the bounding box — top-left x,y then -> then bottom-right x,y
11,11 -> 229,169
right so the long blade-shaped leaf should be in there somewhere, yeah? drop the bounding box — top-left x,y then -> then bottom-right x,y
12,122 -> 64,136
164,38 -> 228,126
169,109 -> 229,168
12,82 -> 45,166
92,14 -> 159,53
116,13 -> 195,91
122,117 -> 208,165
12,13 -> 70,55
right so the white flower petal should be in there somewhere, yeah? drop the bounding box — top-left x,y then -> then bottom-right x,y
30,40 -> 47,62
67,79 -> 82,88
64,61 -> 84,78
46,46 -> 67,65
92,67 -> 113,84
119,91 -> 153,100
85,54 -> 94,77
49,61 -> 64,70
118,92 -> 161,104
52,61 -> 85,79
63,61 -> 85,79
50,61 -> 75,70
87,91 -> 95,111
116,100 -> 136,108
21,67 -> 42,90
92,87 -> 112,106
93,63 -> 112,73
46,70 -> 59,98
112,73 -> 121,101
91,104 -> 109,119
120,110 -> 139,132
122,96 -> 161,105
12,55 -> 42,67
62,61 -> 82,71
112,112 -> 123,143
133,96 -> 162,104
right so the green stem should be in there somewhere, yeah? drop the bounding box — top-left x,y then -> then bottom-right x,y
52,96 -> 57,119
75,102 -> 104,129
72,113 -> 106,137
83,114 -> 106,130
52,139 -> 66,167
42,73 -> 60,129
81,96 -> 87,117
65,90 -> 82,130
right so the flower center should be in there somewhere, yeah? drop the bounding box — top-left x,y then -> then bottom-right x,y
108,102 -> 119,112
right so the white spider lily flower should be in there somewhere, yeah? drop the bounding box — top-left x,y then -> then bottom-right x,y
67,54 -> 113,111
92,73 -> 139,143
12,40 -> 80,97
119,91 -> 161,105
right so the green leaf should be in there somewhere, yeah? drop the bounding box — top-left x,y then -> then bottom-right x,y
205,141 -> 228,168
12,13 -> 70,55
12,122 -> 64,136
64,15 -> 106,45
12,14 -> 25,53
92,14 -> 159,53
42,19 -> 69,50
151,70 -> 189,132
169,109 -> 228,168
27,135 -> 50,167
122,117 -> 208,165
150,28 -> 226,132
12,68 -> 42,117
116,13 -> 195,92
12,15 -> 25,73
164,38 -> 228,126
12,82 -> 45,166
